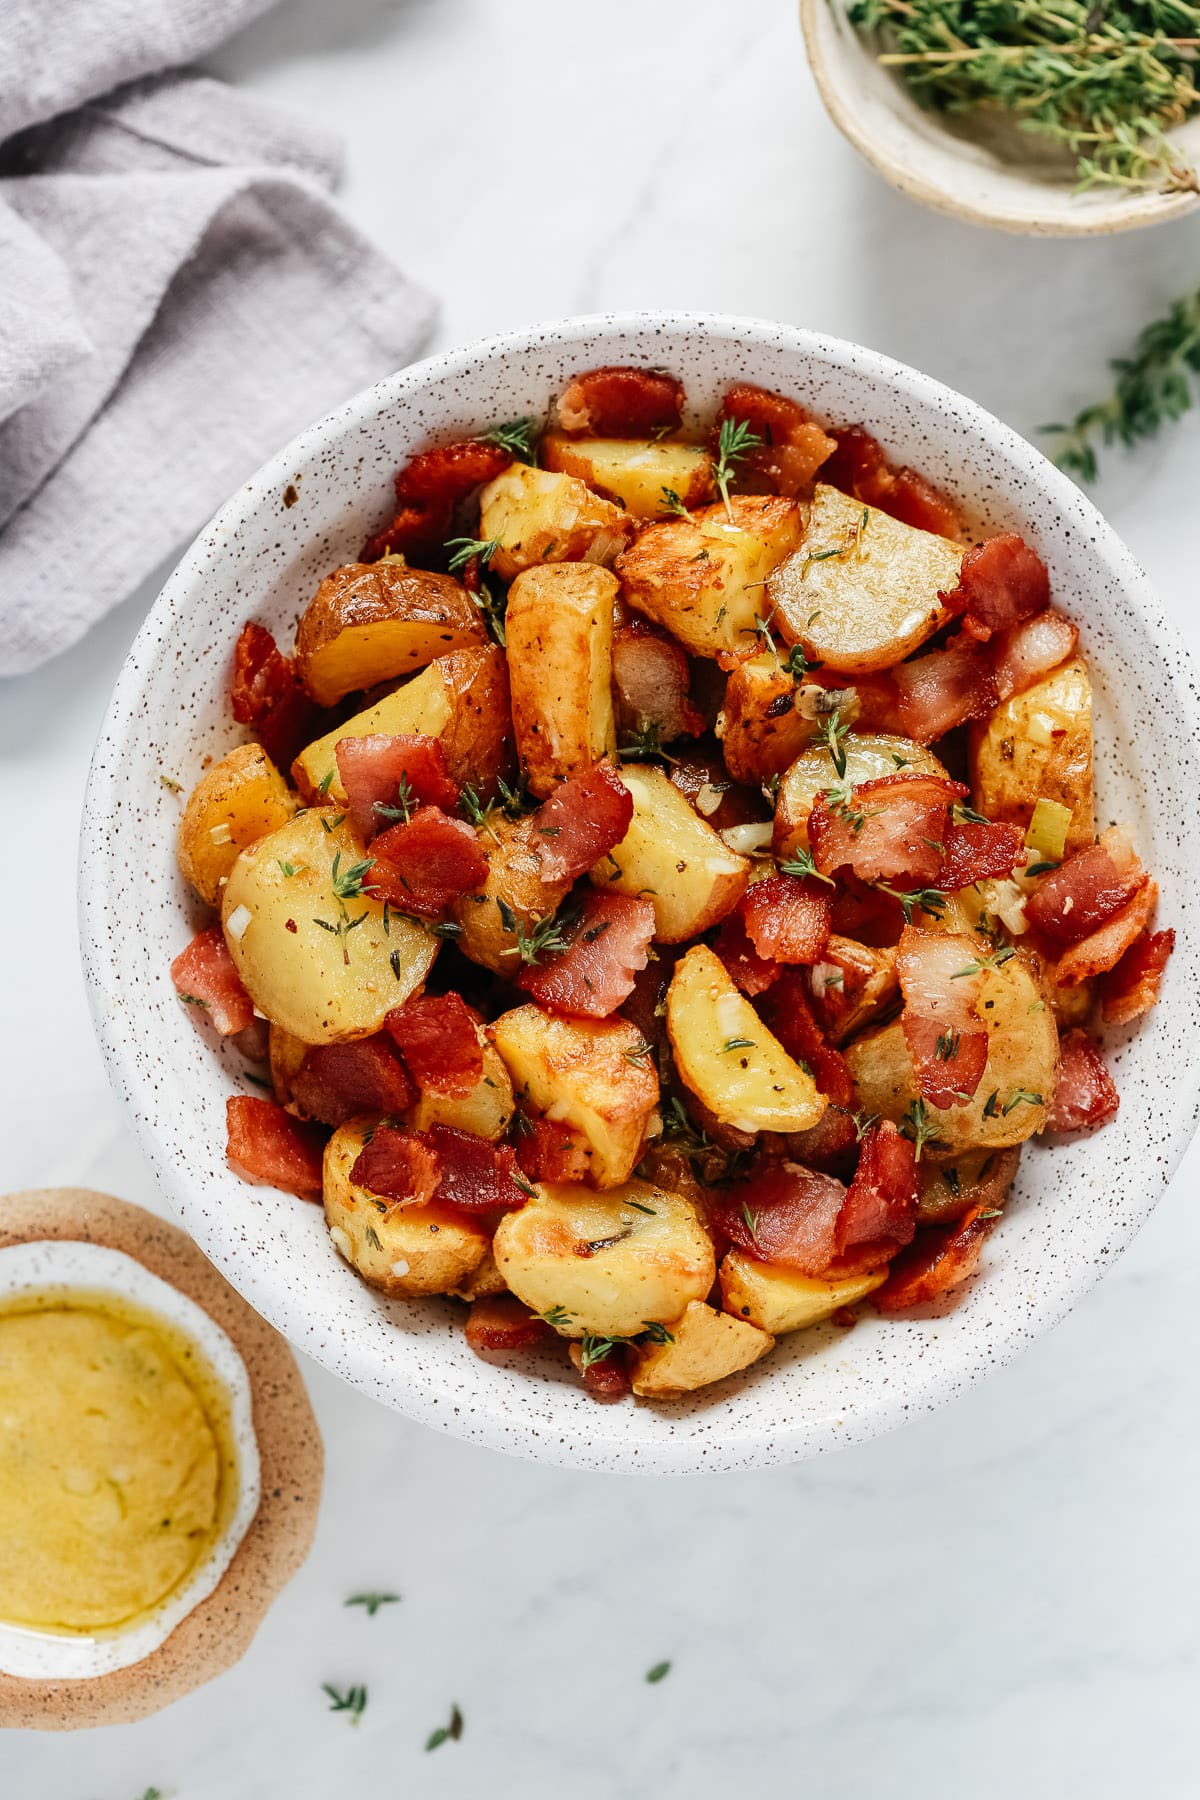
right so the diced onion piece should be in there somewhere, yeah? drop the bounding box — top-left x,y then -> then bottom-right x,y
794,684 -> 860,725
209,822 -> 233,845
582,529 -> 627,566
1025,798 -> 1072,864
720,822 -> 774,853
1027,711 -> 1056,748
695,782 -> 725,817
225,903 -> 253,941
981,878 -> 1028,936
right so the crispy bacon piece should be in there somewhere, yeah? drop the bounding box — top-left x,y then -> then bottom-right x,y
612,620 -> 703,743
990,608 -> 1078,702
532,762 -> 635,884
225,1095 -> 326,1199
367,805 -> 488,914
758,968 -> 856,1105
740,873 -> 831,966
873,1205 -> 997,1312
708,1161 -> 847,1276
778,1105 -> 861,1177
385,992 -> 483,1096
823,425 -> 961,537
171,927 -> 255,1036
230,622 -> 316,768
513,1113 -> 595,1184
517,891 -> 655,1019
290,1036 -> 416,1126
835,1121 -> 918,1265
1044,1029 -> 1120,1133
360,439 -> 512,561
712,913 -> 781,997
714,382 -> 836,496
828,875 -> 908,948
892,638 -> 997,744
937,819 -> 1023,891
420,1124 -> 528,1212
1099,928 -> 1174,1026
808,937 -> 898,1044
1056,881 -> 1158,985
809,774 -> 967,889
940,533 -> 1050,641
571,1341 -> 634,1401
897,926 -> 990,1109
465,1294 -> 550,1354
360,505 -> 447,564
335,733 -> 460,841
668,750 -> 769,834
349,1125 -> 441,1205
557,365 -> 684,437
1025,829 -> 1146,947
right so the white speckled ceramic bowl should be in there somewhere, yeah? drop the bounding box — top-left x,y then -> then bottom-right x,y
80,313 -> 1200,1474
800,0 -> 1200,236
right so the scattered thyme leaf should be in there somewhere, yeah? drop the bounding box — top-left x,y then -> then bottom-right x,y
345,1592 -> 400,1616
479,417 -> 540,460
323,1683 -> 368,1725
713,416 -> 764,518
425,1703 -> 464,1751
645,1660 -> 672,1684
445,535 -> 499,574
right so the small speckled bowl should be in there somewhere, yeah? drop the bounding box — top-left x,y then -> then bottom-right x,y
80,313 -> 1200,1475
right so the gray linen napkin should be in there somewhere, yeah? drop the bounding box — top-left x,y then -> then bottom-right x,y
0,5 -> 436,676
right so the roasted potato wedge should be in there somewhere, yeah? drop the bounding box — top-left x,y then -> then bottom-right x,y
772,733 -> 948,859
630,1300 -> 772,1396
540,431 -> 714,519
292,644 -> 513,803
450,814 -> 572,974
177,742 -> 297,906
588,763 -> 749,942
667,944 -> 826,1133
293,562 -> 485,706
615,495 -> 803,659
845,948 -> 1058,1149
405,1038 -> 514,1141
718,652 -> 818,784
493,1180 -> 715,1337
720,1253 -> 885,1334
969,656 -> 1094,854
768,485 -> 963,675
478,462 -> 629,579
324,1119 -> 488,1297
452,1248 -> 508,1302
221,808 -> 437,1044
491,1004 -> 659,1187
268,1021 -> 309,1110
504,563 -> 618,797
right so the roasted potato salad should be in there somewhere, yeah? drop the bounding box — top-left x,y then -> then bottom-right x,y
170,363 -> 1171,1407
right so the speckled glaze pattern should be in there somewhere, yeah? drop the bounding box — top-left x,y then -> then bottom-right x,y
78,313 -> 1200,1476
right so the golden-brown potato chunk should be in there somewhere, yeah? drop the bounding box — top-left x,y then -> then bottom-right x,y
969,657 -> 1094,854
293,562 -> 485,706
588,764 -> 749,942
450,813 -> 573,975
478,462 -> 630,579
768,485 -> 963,675
177,742 -> 297,907
541,432 -> 714,519
323,1119 -> 488,1297
504,563 -> 618,798
719,1255 -> 884,1334
718,652 -> 817,785
405,1039 -> 514,1141
630,1301 -> 773,1396
772,733 -> 948,859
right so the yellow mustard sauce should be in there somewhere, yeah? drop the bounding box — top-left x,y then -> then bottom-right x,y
0,1287 -> 239,1637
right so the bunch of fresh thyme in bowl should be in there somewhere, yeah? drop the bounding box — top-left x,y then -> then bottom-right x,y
846,0 -> 1200,194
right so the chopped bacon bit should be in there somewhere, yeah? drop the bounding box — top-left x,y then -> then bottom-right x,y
230,622 -> 316,768
892,638 -> 997,744
823,425 -> 961,537
225,1095 -> 326,1199
808,936 -> 898,1044
828,875 -> 908,947
779,1104 -> 860,1177
420,1124 -> 528,1212
712,913 -> 781,997
612,621 -> 703,744
1099,928 -> 1174,1026
808,774 -> 967,889
835,1121 -> 918,1265
938,820 -> 1023,891
290,1036 -> 416,1126
897,926 -> 990,1110
465,1294 -> 550,1354
756,968 -> 856,1107
873,1205 -> 997,1312
1045,1029 -> 1120,1133
171,926 -> 255,1036
714,383 -> 836,496
517,891 -> 655,1019
531,762 -> 635,884
336,733 -> 459,841
1025,830 -> 1146,947
360,439 -> 513,562
940,533 -> 1050,641
558,365 -> 684,437
360,503 -> 448,564
990,608 -> 1078,702
367,805 -> 488,915
707,1161 -> 847,1276
571,1341 -> 634,1401
349,1124 -> 441,1206
231,1018 -> 270,1064
385,992 -> 484,1096
1056,881 -> 1158,985
513,1113 -> 595,1184
740,873 -> 831,965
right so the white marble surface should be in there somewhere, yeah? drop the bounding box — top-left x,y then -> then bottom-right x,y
4,0 -> 1200,1792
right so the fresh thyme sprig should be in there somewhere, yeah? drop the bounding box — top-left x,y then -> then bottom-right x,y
323,1682 -> 368,1725
820,708 -> 851,780
900,1097 -> 949,1160
446,536 -> 499,574
425,1703 -> 464,1751
345,1592 -> 400,1616
373,773 -> 416,826
496,897 -> 575,965
713,417 -> 764,519
479,417 -> 540,461
778,846 -> 835,886
874,882 -> 948,923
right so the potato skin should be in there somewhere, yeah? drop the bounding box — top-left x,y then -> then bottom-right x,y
969,656 -> 1094,854
504,562 -> 618,798
588,763 -> 749,943
177,742 -> 296,906
222,808 -> 437,1044
768,485 -> 963,675
450,814 -> 573,974
323,1119 -> 488,1297
540,432 -> 714,519
478,462 -> 629,580
773,733 -> 948,859
493,1180 -> 716,1337
719,1254 -> 884,1334
630,1300 -> 773,1396
294,562 -> 485,706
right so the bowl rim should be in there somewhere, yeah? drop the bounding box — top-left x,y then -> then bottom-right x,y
798,0 -> 1200,238
79,309 -> 1200,1473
